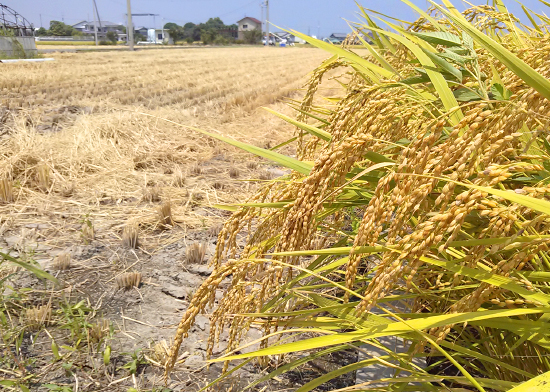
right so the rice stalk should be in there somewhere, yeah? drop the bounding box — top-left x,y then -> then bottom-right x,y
158,201 -> 174,229
122,223 -> 139,249
116,272 -> 142,290
0,178 -> 14,203
185,243 -> 206,264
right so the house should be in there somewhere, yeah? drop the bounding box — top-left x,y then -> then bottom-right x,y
72,20 -> 124,38
325,33 -> 348,44
134,26 -> 149,37
237,17 -> 262,40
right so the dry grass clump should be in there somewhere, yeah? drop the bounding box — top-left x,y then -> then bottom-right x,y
36,163 -> 51,191
190,163 -> 203,176
116,272 -> 142,290
89,319 -> 110,343
53,253 -> 71,271
229,167 -> 239,178
25,304 -> 52,330
172,170 -> 186,187
122,223 -> 139,249
247,161 -> 258,170
185,242 -> 206,264
207,224 -> 223,239
0,178 -> 14,203
149,339 -> 171,365
158,201 -> 174,229
142,186 -> 161,203
81,221 -> 95,243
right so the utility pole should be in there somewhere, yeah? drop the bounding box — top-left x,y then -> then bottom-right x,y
265,0 -> 269,46
39,14 -> 43,28
91,0 -> 98,45
127,0 -> 134,50
260,2 -> 264,42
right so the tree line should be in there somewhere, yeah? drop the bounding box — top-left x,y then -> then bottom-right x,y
164,17 -> 262,45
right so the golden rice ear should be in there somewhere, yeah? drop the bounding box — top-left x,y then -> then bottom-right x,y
229,167 -> 239,178
116,272 -> 142,290
36,163 -> 51,191
25,304 -> 52,331
0,178 -> 14,203
122,223 -> 139,249
158,201 -> 174,229
53,253 -> 71,271
185,242 -> 207,264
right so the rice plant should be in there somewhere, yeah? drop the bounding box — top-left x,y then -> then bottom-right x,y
167,1 -> 550,390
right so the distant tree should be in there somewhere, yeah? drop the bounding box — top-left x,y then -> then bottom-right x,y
243,29 -> 262,44
164,22 -> 179,30
36,27 -> 48,36
201,29 -> 217,45
49,20 -> 75,36
183,22 -> 196,30
204,17 -> 225,30
134,33 -> 145,42
106,31 -> 118,43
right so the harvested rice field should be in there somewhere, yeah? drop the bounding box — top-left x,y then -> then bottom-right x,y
0,47 -> 332,391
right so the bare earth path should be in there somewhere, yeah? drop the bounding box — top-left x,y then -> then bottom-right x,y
0,47 -> 329,391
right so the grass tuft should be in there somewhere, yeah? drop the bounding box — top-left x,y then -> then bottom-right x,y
185,242 -> 206,264
53,253 -> 71,271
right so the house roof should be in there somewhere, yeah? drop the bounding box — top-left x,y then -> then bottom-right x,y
72,20 -> 89,27
73,20 -> 122,28
237,17 -> 262,24
330,33 -> 348,39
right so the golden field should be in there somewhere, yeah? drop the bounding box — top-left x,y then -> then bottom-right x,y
0,47 -> 329,390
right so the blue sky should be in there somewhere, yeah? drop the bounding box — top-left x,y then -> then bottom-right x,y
8,0 -> 550,38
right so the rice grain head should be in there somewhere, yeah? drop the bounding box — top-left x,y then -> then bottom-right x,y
185,242 -> 207,264
116,272 -> 142,290
122,223 -> 139,249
